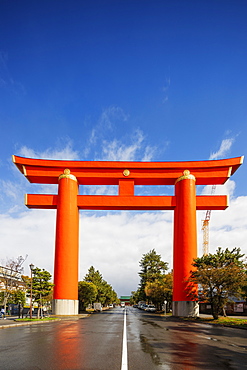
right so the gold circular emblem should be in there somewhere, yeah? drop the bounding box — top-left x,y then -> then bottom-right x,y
64,168 -> 70,175
123,169 -> 130,177
183,170 -> 190,176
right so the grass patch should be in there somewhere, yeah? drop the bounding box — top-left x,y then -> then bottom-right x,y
15,317 -> 58,322
183,316 -> 247,328
161,312 -> 172,316
209,317 -> 247,327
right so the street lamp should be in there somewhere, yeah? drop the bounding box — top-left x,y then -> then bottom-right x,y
29,263 -> 34,319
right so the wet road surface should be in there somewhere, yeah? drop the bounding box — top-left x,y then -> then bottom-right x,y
128,307 -> 247,369
0,306 -> 247,369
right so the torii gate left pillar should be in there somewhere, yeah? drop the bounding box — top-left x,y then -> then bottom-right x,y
12,155 -> 243,316
53,170 -> 79,315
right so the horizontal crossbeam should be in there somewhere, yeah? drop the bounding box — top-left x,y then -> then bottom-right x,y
25,194 -> 228,211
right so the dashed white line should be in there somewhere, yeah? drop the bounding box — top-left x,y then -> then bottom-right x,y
121,308 -> 128,370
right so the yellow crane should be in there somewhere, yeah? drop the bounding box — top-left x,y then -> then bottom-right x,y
202,185 -> 216,255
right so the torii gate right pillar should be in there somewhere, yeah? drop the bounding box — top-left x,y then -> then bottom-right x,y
173,170 -> 199,317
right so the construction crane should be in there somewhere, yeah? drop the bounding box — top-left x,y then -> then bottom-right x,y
202,185 -> 216,256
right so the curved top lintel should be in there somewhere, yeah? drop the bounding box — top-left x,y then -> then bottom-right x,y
12,155 -> 244,186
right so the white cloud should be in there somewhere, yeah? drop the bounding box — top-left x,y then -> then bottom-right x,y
18,139 -> 79,160
0,140 -> 79,213
18,146 -> 37,159
101,130 -> 145,161
79,211 -> 174,294
200,179 -> 236,198
209,138 -> 235,160
196,135 -> 246,258
0,180 -> 18,200
82,107 -> 160,162
199,196 -> 247,257
83,106 -> 129,158
0,210 -> 56,276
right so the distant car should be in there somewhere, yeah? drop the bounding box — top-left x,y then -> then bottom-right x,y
141,304 -> 148,310
109,304 -> 113,308
145,305 -> 156,312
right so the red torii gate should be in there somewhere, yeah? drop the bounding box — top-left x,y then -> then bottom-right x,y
13,155 -> 243,316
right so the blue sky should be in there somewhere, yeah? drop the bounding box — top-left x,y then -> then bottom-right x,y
0,1 -> 246,296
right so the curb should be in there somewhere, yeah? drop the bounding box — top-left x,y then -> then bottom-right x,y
0,314 -> 90,330
0,319 -> 61,330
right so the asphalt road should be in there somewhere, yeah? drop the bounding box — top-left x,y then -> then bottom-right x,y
0,307 -> 247,369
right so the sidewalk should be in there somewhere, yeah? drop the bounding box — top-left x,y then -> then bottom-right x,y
0,314 -> 89,329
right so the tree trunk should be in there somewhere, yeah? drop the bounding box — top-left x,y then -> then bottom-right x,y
211,301 -> 219,320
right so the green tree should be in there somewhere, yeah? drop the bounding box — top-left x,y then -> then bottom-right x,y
162,272 -> 173,311
83,266 -> 118,307
78,281 -> 97,312
145,271 -> 173,310
190,247 -> 247,319
84,266 -> 104,303
101,281 -> 118,306
27,268 -> 53,318
8,290 -> 26,306
130,290 -> 139,305
84,266 -> 103,287
138,249 -> 168,302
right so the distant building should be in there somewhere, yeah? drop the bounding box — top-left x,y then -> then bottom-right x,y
199,301 -> 247,316
0,265 -> 26,293
119,296 -> 131,306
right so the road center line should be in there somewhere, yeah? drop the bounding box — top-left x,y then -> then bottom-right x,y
121,308 -> 128,370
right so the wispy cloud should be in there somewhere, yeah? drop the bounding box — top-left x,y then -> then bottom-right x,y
100,129 -> 150,161
12,129 -> 158,199
18,139 -> 79,160
0,51 -> 25,95
0,140 -> 80,213
200,136 -> 236,197
83,107 -> 158,162
89,106 -> 128,144
162,77 -> 170,104
209,138 -> 235,160
83,128 -> 159,195
98,106 -> 129,130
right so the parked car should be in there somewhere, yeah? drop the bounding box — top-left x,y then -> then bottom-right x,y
138,301 -> 146,309
145,305 -> 156,312
141,304 -> 148,310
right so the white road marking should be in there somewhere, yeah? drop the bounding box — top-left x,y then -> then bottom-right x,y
121,308 -> 128,370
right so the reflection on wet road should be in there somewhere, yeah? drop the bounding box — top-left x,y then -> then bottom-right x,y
0,307 -> 247,369
127,306 -> 247,369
